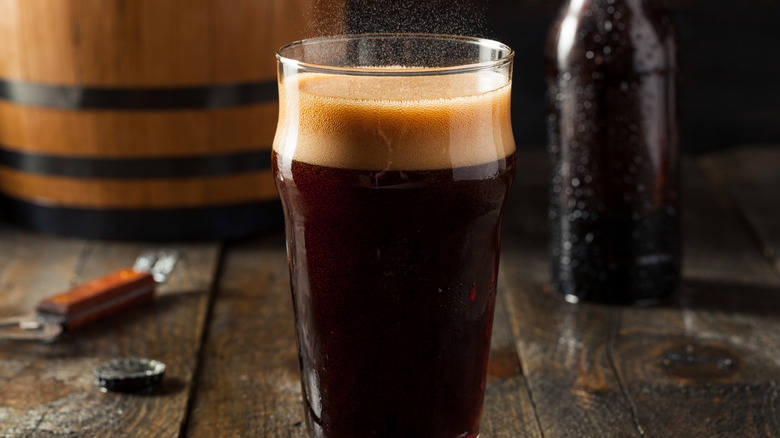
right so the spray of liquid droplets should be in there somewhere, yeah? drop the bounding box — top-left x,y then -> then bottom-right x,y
303,0 -> 489,38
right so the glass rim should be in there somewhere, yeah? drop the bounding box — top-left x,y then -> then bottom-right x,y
276,33 -> 514,77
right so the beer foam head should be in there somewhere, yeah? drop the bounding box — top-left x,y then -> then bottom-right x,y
273,70 -> 515,171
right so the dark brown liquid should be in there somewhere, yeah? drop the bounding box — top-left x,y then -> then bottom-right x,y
274,151 -> 515,438
545,0 -> 680,303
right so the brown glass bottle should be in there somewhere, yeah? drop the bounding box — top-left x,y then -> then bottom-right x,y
545,0 -> 680,304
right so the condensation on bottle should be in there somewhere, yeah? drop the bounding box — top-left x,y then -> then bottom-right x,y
545,0 -> 681,304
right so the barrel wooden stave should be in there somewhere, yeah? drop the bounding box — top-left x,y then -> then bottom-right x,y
0,102 -> 278,157
0,0 -> 344,239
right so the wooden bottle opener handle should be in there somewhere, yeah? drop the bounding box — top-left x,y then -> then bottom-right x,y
35,269 -> 157,330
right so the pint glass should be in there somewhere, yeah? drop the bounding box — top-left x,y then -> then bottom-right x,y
273,34 -> 515,438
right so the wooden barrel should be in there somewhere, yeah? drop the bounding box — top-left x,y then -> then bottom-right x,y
0,0 -> 343,240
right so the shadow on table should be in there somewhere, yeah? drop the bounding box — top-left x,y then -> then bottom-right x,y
669,279 -> 780,317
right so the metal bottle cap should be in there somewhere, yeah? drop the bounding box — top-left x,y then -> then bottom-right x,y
94,357 -> 166,393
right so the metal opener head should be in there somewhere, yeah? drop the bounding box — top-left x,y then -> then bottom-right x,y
0,312 -> 63,342
133,249 -> 179,283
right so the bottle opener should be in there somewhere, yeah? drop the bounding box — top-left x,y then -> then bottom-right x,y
0,249 -> 179,342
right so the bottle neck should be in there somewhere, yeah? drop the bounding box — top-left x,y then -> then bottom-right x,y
550,0 -> 674,72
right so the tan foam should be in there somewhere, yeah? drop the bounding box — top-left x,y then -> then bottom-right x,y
273,70 -> 515,171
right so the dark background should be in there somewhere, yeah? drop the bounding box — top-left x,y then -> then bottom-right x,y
346,0 -> 780,154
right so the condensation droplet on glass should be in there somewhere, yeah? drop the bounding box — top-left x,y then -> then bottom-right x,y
586,51 -> 594,59
585,233 -> 594,243
563,241 -> 572,250
604,21 -> 613,31
603,45 -> 612,55
572,178 -> 580,187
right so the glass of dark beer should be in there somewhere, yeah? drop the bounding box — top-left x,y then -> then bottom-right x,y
273,34 -> 515,438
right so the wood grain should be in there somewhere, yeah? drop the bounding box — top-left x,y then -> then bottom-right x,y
0,102 -> 278,157
0,0 -> 345,229
0,228 -> 220,437
0,0 -> 345,85
480,297 -> 544,438
500,147 -> 643,437
0,166 -> 277,208
1,145 -> 777,437
606,158 -> 780,437
187,238 -> 543,436
499,148 -> 780,437
699,145 -> 780,273
0,0 -> 340,85
185,235 -> 307,437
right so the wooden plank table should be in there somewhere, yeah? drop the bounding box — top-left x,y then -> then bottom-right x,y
1,145 -> 778,437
